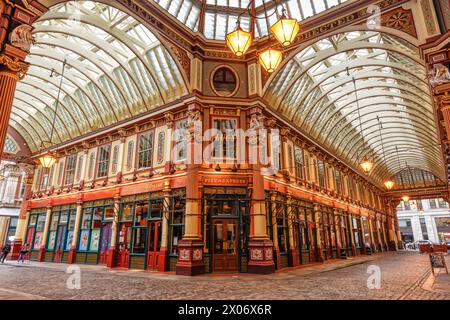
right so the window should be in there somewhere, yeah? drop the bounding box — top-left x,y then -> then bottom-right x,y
438,198 -> 448,208
57,160 -> 65,186
169,190 -> 186,255
40,168 -> 50,191
212,119 -> 237,160
64,154 -> 77,185
287,145 -> 293,173
79,203 -> 112,252
76,155 -> 84,181
276,197 -> 288,254
174,120 -> 187,162
212,67 -> 237,96
138,132 -> 154,169
271,130 -> 281,170
88,152 -> 95,179
294,146 -> 304,180
157,132 -> 165,165
126,140 -> 134,171
304,154 -> 310,181
335,170 -> 342,194
111,145 -> 119,174
97,145 -> 111,178
317,159 -> 326,188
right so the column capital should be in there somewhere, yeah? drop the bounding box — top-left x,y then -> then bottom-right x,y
0,52 -> 29,79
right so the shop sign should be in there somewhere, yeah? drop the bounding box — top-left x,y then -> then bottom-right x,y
429,253 -> 449,275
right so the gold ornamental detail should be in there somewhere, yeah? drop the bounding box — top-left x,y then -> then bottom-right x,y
0,54 -> 29,79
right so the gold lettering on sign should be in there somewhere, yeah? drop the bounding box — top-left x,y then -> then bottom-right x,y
203,177 -> 247,185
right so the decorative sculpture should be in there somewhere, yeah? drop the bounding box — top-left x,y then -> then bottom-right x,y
9,25 -> 35,52
429,63 -> 450,87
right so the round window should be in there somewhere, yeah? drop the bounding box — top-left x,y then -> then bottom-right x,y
211,67 -> 238,97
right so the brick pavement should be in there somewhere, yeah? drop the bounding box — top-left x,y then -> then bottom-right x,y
0,251 -> 448,300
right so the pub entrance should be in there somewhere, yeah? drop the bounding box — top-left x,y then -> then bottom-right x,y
203,188 -> 249,273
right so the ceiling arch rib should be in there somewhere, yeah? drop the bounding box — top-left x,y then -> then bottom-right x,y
18,76 -> 95,131
10,0 -> 188,152
264,30 -> 445,187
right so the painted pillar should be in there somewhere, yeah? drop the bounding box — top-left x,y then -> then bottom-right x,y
106,193 -> 120,268
368,218 -> 376,252
313,203 -> 324,262
333,209 -> 342,250
68,200 -> 82,264
157,181 -> 171,272
270,190 -> 281,269
387,214 -> 397,251
394,213 -> 403,249
348,213 -> 356,256
176,105 -> 205,276
37,205 -> 52,262
286,194 -> 297,267
10,165 -> 34,259
375,217 -> 383,252
247,109 -> 274,274
0,68 -> 20,157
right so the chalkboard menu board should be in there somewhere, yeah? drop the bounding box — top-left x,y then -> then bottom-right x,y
429,253 -> 448,274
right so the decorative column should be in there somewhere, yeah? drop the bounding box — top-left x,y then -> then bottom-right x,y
37,205 -> 52,262
387,214 -> 397,251
157,180 -> 171,272
270,190 -> 281,269
287,194 -> 298,267
313,203 -> 324,262
368,218 -> 376,252
106,193 -> 120,267
68,199 -> 82,264
0,13 -> 40,158
10,164 -> 34,259
247,108 -> 275,274
333,209 -> 342,251
348,213 -> 356,256
393,212 -> 403,249
176,105 -> 205,276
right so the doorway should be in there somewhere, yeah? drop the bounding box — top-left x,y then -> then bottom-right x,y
212,219 -> 238,272
98,222 -> 112,264
147,221 -> 162,270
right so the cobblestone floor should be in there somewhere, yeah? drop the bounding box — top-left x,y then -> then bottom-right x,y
0,251 -> 448,300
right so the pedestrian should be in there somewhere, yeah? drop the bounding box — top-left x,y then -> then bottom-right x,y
0,242 -> 11,263
17,243 -> 29,263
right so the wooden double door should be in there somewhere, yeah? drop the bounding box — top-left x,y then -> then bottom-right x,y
212,219 -> 238,273
147,221 -> 162,271
98,222 -> 113,264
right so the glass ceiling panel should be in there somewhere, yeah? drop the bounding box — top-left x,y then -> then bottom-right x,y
10,1 -> 188,153
154,0 -> 349,40
264,30 -> 444,187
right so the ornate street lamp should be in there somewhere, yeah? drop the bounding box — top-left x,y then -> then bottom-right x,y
38,151 -> 58,169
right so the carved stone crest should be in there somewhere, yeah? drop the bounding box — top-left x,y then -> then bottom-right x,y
9,25 -> 35,52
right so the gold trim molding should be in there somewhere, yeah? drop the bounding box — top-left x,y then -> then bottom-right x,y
0,54 -> 29,79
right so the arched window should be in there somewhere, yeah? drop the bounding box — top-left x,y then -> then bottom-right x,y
111,145 -> 120,174
157,132 -> 165,165
88,152 -> 96,179
126,140 -> 134,171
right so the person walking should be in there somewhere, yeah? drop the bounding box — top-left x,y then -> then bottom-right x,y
0,242 -> 11,263
17,243 -> 29,263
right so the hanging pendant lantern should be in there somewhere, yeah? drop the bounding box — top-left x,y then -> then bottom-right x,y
401,195 -> 410,202
38,150 -> 57,169
271,10 -> 300,47
259,47 -> 283,73
226,24 -> 252,57
359,157 -> 374,174
383,180 -> 394,190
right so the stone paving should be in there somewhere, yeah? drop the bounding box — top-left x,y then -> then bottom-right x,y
0,251 -> 449,300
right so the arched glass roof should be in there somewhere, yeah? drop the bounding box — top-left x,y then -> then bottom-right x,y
265,30 -> 445,186
10,1 -> 188,152
154,0 -> 349,40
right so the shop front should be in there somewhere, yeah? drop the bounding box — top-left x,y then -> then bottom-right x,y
76,199 -> 114,265
203,187 -> 249,273
290,199 -> 314,266
25,209 -> 47,261
45,204 -> 77,263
